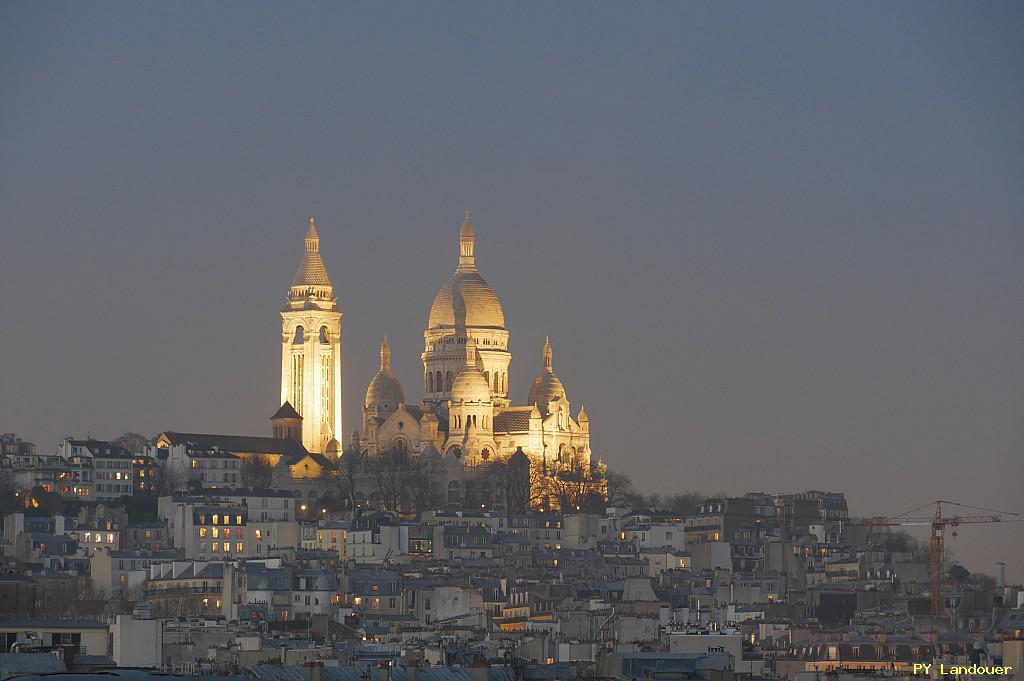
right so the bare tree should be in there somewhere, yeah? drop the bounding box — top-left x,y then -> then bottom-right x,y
407,455 -> 442,513
667,492 -> 705,516
156,464 -> 189,496
326,452 -> 362,511
494,453 -> 531,515
369,449 -> 412,512
114,432 -> 152,454
602,468 -> 638,508
242,455 -> 274,490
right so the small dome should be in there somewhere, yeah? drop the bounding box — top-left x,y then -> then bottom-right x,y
529,373 -> 565,410
366,373 -> 404,409
325,437 -> 341,455
451,339 -> 492,403
451,369 -> 490,402
365,337 -> 405,409
528,337 -> 567,412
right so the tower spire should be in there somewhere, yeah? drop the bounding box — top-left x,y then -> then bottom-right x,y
458,209 -> 476,271
542,336 -> 553,372
305,217 -> 320,253
380,336 -> 392,372
290,216 -> 333,290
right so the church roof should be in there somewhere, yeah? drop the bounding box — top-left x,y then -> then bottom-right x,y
493,410 -> 532,433
270,401 -> 302,420
158,432 -> 308,461
292,452 -> 337,470
291,217 -> 333,288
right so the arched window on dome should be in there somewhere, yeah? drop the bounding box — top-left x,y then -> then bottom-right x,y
435,371 -> 442,394
484,371 -> 490,388
501,372 -> 507,394
319,326 -> 329,343
445,371 -> 454,392
293,326 -> 305,344
493,373 -> 500,393
557,443 -> 565,463
427,373 -> 434,393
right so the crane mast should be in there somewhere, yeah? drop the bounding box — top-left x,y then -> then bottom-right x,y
866,500 -> 1013,617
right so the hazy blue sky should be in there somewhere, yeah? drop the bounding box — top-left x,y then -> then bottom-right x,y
2,2 -> 1022,578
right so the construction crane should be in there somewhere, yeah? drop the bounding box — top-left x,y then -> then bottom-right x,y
865,500 -> 1022,617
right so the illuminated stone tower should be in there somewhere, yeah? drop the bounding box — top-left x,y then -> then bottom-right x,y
280,217 -> 342,453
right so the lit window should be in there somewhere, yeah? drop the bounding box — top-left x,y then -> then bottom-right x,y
236,515 -> 242,525
212,528 -> 219,538
212,515 -> 219,525
223,542 -> 230,552
255,529 -> 263,540
199,527 -> 207,538
236,542 -> 243,552
108,533 -> 114,543
119,575 -> 126,584
212,543 -> 219,552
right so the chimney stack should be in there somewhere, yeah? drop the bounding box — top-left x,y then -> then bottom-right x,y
997,562 -> 1006,588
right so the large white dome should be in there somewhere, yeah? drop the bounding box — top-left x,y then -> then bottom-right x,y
427,211 -> 506,330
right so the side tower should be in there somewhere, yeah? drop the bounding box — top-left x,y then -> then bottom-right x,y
280,217 -> 343,453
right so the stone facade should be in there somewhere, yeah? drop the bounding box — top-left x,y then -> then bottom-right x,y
358,211 -> 592,471
273,212 -> 596,509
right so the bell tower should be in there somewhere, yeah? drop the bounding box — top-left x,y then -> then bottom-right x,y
280,217 -> 343,453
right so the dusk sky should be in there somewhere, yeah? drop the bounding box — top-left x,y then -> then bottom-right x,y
2,2 -> 1022,578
